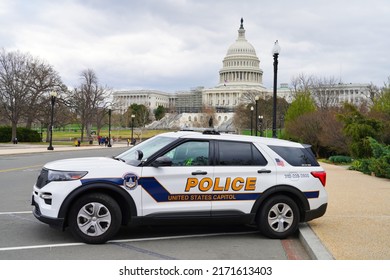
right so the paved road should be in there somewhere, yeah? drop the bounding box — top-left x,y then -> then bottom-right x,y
0,145 -> 310,260
5,142 -> 387,259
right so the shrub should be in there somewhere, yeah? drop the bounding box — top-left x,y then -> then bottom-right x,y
0,126 -> 41,142
328,155 -> 353,164
0,127 -> 12,142
349,138 -> 390,179
349,159 -> 371,175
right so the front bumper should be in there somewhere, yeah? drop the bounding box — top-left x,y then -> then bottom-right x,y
31,195 -> 65,230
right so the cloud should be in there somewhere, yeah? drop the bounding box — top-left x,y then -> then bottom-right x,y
1,0 -> 389,92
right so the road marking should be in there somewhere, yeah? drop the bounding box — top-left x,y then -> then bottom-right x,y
0,165 -> 42,173
0,231 -> 256,252
112,243 -> 177,260
0,211 -> 32,215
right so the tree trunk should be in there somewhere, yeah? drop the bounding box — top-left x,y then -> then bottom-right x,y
11,122 -> 17,142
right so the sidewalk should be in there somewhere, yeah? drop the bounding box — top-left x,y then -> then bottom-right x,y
308,163 -> 390,260
1,144 -> 389,259
0,142 -> 129,155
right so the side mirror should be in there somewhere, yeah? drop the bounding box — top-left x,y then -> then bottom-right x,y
152,156 -> 172,167
135,150 -> 143,161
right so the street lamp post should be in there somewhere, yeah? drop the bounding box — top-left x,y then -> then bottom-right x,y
255,96 -> 259,136
272,40 -> 281,138
47,91 -> 57,150
280,115 -> 284,135
131,114 -> 135,144
250,106 -> 254,136
107,107 -> 112,147
259,115 -> 264,137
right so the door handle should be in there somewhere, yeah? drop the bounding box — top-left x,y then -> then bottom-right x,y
258,169 -> 271,174
192,171 -> 207,175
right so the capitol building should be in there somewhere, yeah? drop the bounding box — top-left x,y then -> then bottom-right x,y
112,18 -> 370,129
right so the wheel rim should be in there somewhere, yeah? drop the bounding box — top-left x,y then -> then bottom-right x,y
77,202 -> 112,236
267,202 -> 294,233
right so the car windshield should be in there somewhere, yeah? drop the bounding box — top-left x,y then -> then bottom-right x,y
115,135 -> 176,165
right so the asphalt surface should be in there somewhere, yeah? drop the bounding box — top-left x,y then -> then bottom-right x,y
3,141 -> 388,259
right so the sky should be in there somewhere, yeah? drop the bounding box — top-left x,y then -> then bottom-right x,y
1,0 -> 389,93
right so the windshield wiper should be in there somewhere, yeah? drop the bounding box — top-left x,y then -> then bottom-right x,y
112,156 -> 125,162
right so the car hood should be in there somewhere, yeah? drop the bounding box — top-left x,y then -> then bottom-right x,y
44,157 -> 126,172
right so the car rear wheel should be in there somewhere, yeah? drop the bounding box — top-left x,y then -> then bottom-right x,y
68,193 -> 122,244
258,195 -> 300,239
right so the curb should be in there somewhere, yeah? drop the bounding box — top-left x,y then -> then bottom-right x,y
299,223 -> 334,260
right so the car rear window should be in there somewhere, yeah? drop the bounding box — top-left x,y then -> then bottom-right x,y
268,145 -> 319,167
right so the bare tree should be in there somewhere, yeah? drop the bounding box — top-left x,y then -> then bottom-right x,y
68,69 -> 110,142
310,76 -> 340,110
291,74 -> 344,110
232,103 -> 250,133
365,82 -> 380,104
24,58 -> 65,129
239,90 -> 268,104
199,106 -> 217,128
290,73 -> 314,96
0,49 -> 64,141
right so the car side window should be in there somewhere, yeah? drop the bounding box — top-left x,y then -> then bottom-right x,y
218,141 -> 267,166
162,141 -> 210,166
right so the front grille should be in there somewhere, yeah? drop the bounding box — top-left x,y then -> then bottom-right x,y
36,169 -> 49,189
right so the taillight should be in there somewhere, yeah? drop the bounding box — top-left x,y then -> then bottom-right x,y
311,171 -> 326,187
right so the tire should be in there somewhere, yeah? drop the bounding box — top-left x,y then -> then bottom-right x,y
257,195 -> 300,239
68,193 -> 122,244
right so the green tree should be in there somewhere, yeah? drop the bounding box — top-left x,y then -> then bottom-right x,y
127,104 -> 150,127
154,105 -> 166,121
338,103 -> 382,158
371,85 -> 390,144
284,92 -> 316,123
284,92 -> 316,140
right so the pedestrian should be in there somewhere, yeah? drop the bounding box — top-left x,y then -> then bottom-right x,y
104,137 -> 108,147
13,137 -> 18,144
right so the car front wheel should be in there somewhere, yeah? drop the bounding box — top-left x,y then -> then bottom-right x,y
258,195 -> 300,239
68,193 -> 122,244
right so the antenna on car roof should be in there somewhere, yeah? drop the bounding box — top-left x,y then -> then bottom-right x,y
179,127 -> 220,135
202,129 -> 220,135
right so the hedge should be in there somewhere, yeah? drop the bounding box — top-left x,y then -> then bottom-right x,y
328,155 -> 353,164
349,138 -> 390,179
0,126 -> 41,142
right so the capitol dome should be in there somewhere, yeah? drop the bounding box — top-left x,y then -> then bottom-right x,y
218,18 -> 263,87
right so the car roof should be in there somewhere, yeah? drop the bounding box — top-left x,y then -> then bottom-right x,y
159,131 -> 305,148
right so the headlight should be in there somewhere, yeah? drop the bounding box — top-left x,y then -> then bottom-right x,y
48,170 -> 88,182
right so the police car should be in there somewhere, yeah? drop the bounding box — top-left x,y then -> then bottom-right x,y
32,130 -> 327,244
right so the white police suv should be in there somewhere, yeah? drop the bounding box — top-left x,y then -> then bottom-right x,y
32,130 -> 327,244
